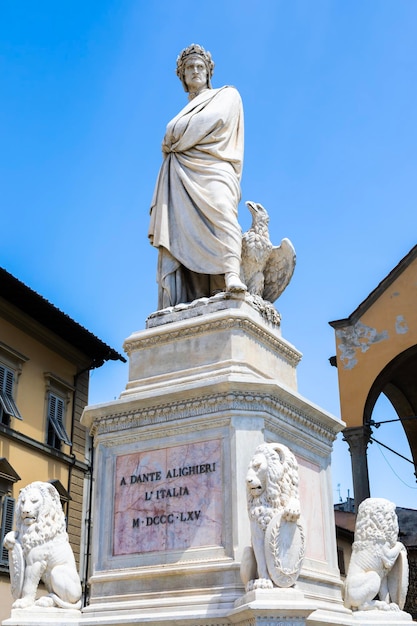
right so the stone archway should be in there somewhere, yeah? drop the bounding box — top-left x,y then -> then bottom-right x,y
364,344 -> 417,478
330,245 -> 417,510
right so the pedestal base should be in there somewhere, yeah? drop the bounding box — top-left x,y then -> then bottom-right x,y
307,608 -> 414,626
2,607 -> 81,626
79,295 -> 356,626
351,610 -> 412,624
231,587 -> 316,624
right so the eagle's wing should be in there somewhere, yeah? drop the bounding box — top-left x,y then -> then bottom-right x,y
262,238 -> 296,303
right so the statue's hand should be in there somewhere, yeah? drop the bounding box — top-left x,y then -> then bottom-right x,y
3,531 -> 16,551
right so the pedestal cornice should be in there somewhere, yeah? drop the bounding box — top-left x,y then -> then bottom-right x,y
82,382 -> 343,456
125,309 -> 302,370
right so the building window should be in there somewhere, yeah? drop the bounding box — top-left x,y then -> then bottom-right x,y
46,392 -> 72,449
0,341 -> 27,426
49,479 -> 71,518
0,364 -> 22,426
337,546 -> 346,576
44,372 -> 74,450
0,496 -> 15,567
0,458 -> 20,569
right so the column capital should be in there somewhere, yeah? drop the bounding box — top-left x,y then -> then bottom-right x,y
342,424 -> 372,453
342,424 -> 372,509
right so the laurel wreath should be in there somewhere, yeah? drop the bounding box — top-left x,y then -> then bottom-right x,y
267,517 -> 305,586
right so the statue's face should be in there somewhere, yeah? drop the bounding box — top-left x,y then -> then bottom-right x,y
183,55 -> 207,92
19,488 -> 42,526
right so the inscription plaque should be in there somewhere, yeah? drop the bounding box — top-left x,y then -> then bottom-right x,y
113,439 -> 222,555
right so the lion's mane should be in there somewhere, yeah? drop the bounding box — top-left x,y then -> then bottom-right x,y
16,482 -> 67,552
353,497 -> 398,548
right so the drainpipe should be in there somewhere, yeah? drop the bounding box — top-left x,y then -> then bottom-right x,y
66,369 -> 83,523
67,366 -> 93,605
83,439 -> 94,606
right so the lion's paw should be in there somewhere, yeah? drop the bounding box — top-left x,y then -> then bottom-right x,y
35,595 -> 55,608
283,497 -> 301,522
12,597 -> 35,609
283,508 -> 300,523
248,577 -> 273,590
3,531 -> 16,551
369,600 -> 401,612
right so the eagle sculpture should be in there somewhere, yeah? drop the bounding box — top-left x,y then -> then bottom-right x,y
241,201 -> 296,304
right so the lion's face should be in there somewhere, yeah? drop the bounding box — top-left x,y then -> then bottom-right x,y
16,482 -> 67,548
246,443 -> 299,514
18,488 -> 43,527
246,452 -> 276,498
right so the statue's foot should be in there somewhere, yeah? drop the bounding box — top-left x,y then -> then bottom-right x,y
225,272 -> 247,292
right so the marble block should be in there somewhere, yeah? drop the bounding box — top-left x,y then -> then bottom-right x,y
122,293 -> 301,398
113,439 -> 222,555
231,588 -> 317,625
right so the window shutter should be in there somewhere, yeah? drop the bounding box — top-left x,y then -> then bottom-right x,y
48,394 -> 56,420
56,397 -> 64,424
4,370 -> 13,396
0,496 -> 15,566
48,393 -> 72,446
0,365 -> 22,420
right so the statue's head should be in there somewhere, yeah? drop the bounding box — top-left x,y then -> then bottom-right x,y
176,44 -> 214,93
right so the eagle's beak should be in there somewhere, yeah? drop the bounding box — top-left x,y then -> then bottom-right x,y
245,201 -> 259,213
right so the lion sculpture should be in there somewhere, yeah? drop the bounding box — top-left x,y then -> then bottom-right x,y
3,481 -> 82,610
343,497 -> 409,613
241,442 -> 305,591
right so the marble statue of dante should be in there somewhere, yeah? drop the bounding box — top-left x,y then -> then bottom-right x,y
149,43 -> 247,309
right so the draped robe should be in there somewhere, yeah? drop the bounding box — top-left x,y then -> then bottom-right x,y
149,86 -> 244,308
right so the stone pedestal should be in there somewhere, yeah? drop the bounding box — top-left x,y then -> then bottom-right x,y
349,612 -> 412,624
2,608 -> 81,626
231,588 -> 317,625
80,293 -> 350,625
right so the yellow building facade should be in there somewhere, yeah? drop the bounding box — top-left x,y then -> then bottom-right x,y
0,268 -> 124,621
330,245 -> 417,507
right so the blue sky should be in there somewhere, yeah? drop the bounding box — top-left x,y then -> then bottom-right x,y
2,1 -> 417,507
